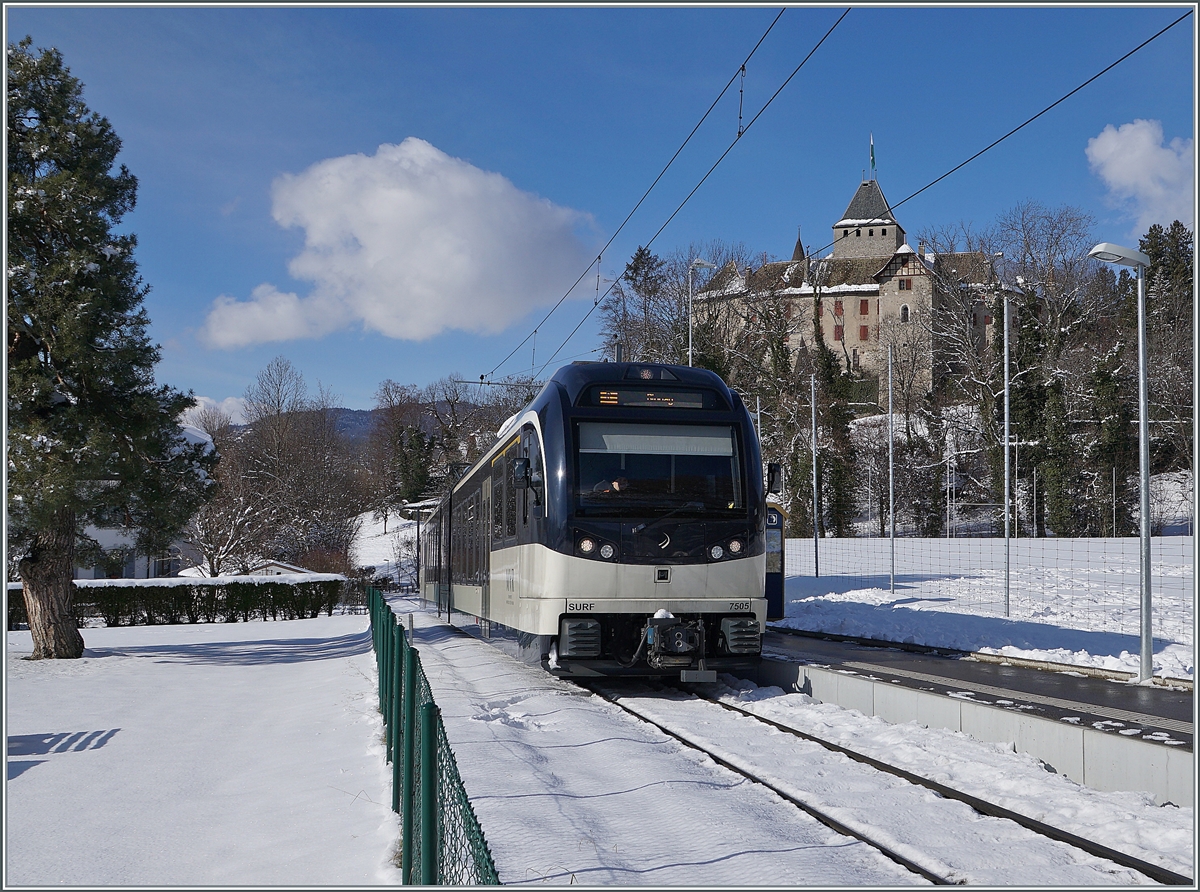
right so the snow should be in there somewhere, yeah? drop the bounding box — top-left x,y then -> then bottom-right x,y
9,517 -> 1191,883
6,616 -> 402,885
775,536 -> 1195,681
6,599 -> 1193,885
8,572 -> 346,589
353,510 -> 419,585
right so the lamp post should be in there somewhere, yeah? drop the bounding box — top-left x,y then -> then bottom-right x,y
1088,241 -> 1153,682
688,257 -> 716,366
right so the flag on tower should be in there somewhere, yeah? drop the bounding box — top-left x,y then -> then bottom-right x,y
870,133 -> 875,176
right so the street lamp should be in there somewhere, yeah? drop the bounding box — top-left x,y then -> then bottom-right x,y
688,257 -> 717,366
1088,241 -> 1153,682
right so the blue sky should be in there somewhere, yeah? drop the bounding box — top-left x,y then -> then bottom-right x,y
7,5 -> 1195,417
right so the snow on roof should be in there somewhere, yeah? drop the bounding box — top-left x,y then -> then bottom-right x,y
833,217 -> 897,227
177,424 -> 215,454
8,573 -> 347,589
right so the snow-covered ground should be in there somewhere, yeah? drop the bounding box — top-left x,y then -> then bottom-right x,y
354,510 -> 418,586
10,604 -> 1189,885
779,536 -> 1195,681
5,616 -> 403,886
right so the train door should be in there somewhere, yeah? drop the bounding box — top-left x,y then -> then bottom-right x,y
481,477 -> 492,625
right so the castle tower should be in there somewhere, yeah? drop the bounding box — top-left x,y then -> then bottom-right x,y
831,179 -> 904,260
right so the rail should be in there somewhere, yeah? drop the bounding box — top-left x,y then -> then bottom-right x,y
583,680 -> 1192,886
368,588 -> 499,885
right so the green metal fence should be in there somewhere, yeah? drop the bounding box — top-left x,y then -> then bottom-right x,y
368,587 -> 500,886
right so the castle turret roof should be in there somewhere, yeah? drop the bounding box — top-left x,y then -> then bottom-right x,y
834,179 -> 897,228
791,227 -> 806,262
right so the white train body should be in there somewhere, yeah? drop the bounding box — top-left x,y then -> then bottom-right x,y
421,362 -> 769,680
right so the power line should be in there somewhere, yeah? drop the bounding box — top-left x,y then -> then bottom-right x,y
803,8 -> 1194,260
483,7 -> 788,380
535,8 -> 852,378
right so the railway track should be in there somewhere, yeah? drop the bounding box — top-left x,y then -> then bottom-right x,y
581,680 -> 1193,886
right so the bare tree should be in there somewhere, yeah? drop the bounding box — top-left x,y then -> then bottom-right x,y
369,380 -> 424,530
598,241 -> 756,368
181,437 -> 271,576
878,297 -> 931,444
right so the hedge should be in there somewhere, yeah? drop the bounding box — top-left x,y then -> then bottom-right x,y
7,574 -> 354,630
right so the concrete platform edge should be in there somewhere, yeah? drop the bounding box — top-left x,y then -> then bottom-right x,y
756,657 -> 1193,806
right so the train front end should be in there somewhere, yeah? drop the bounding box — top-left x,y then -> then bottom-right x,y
546,363 -> 768,681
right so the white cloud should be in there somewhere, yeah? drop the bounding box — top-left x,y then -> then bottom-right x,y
182,395 -> 249,426
1086,119 -> 1194,234
201,138 -> 596,348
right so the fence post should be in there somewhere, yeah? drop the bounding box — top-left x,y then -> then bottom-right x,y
401,646 -> 417,883
384,611 -> 395,760
391,622 -> 403,774
420,702 -> 439,886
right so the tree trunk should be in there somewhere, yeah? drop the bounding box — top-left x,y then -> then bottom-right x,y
18,507 -> 85,659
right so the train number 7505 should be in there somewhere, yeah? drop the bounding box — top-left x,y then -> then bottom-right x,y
727,601 -> 750,612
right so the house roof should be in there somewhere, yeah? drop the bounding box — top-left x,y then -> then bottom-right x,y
703,254 -> 894,296
791,228 -> 806,262
931,251 -> 996,285
833,179 -> 898,228
250,559 -> 315,574
809,256 -> 889,288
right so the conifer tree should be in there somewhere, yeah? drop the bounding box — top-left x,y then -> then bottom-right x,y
7,38 -> 214,657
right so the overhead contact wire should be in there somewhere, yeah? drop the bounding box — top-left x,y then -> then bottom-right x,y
484,8 -> 787,381
536,8 -> 852,376
803,8 -> 1194,260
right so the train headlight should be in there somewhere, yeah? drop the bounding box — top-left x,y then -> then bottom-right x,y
578,537 -> 597,555
709,544 -> 725,560
599,543 -> 615,560
728,539 -> 743,555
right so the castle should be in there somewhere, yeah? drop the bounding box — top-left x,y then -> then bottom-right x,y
699,177 -> 1000,392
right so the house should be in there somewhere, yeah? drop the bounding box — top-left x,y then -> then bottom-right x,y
247,560 -> 317,576
698,177 -> 1004,393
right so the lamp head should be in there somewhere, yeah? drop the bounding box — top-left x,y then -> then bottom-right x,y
691,257 -> 717,270
1088,242 -> 1149,268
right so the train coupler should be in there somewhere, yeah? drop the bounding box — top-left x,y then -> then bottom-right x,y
645,612 -> 713,681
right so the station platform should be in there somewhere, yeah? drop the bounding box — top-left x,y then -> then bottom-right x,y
756,629 -> 1194,805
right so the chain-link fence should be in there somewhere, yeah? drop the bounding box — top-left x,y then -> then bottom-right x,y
369,588 -> 500,885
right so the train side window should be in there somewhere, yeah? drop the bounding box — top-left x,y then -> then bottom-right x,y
522,427 -> 543,517
492,458 -> 504,545
504,441 -> 519,541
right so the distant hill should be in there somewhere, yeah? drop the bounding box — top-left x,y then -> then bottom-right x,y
330,408 -> 379,445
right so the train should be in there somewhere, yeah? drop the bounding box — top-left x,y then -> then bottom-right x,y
419,361 -> 780,681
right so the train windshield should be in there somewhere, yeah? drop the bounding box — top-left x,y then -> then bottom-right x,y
575,421 -> 744,516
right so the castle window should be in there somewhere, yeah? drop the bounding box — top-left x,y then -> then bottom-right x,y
882,228 -> 887,236
843,229 -> 849,238
898,277 -> 913,291
984,315 -> 993,325
900,305 -> 910,323
855,229 -> 861,237
834,324 -> 844,341
852,348 -> 860,370
859,324 -> 869,341
869,229 -> 874,237
859,299 -> 869,316
833,300 -> 843,316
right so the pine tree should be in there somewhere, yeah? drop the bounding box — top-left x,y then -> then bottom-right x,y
7,38 -> 214,657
